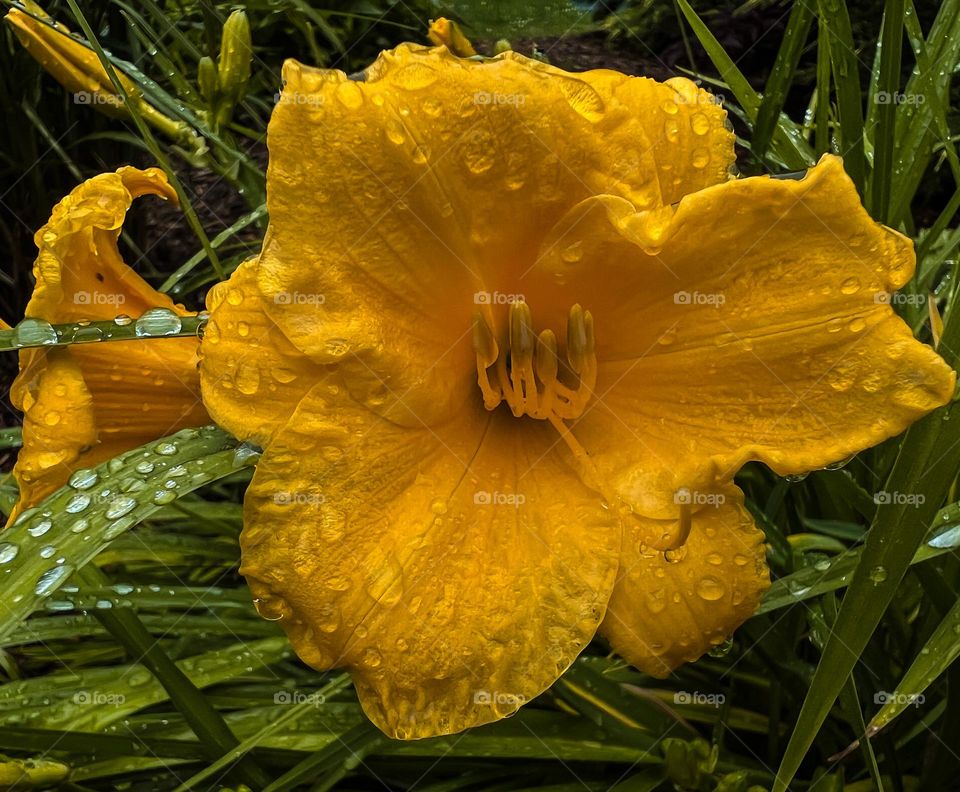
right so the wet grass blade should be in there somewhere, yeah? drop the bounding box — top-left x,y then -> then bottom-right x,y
870,0 -> 905,222
75,564 -> 271,789
816,0 -> 866,194
0,426 -> 251,641
773,307 -> 960,790
752,0 -> 815,160
262,720 -> 384,792
674,0 -> 813,169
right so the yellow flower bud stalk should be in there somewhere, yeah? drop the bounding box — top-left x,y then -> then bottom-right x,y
0,757 -> 70,788
427,17 -> 476,57
4,5 -> 188,142
215,9 -> 252,127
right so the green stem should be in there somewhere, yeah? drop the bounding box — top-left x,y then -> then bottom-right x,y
0,314 -> 206,351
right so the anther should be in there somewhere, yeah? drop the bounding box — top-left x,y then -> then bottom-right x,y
472,299 -> 597,422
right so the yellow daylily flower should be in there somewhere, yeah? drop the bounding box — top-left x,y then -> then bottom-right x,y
198,44 -> 955,739
8,167 -> 209,524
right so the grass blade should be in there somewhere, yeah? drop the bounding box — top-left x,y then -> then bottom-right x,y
772,306 -> 960,790
752,0 -> 815,160
816,0 -> 867,193
870,0 -> 905,221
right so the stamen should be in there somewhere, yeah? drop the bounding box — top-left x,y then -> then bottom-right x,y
472,300 -> 597,422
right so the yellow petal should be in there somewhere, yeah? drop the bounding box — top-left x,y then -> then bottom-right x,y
9,351 -> 97,521
199,258 -> 328,447
599,486 -> 769,676
528,155 -> 955,519
8,168 -> 208,522
239,389 -> 619,739
427,17 -> 477,57
254,45 -> 733,422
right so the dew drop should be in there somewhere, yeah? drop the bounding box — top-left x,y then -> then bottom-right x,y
28,520 -> 53,538
0,543 -> 20,565
105,496 -> 137,520
65,494 -> 91,514
696,576 -> 725,601
35,565 -> 74,597
135,308 -> 182,337
69,469 -> 99,490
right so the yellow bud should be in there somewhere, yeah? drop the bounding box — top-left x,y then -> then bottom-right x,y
5,5 -> 139,117
427,17 -> 476,58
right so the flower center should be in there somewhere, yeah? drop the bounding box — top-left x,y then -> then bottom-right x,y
473,301 -> 596,422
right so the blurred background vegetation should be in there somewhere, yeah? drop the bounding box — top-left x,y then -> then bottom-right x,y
1,0 -> 960,790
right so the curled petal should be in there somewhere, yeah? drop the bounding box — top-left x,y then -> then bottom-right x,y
8,168 -> 208,522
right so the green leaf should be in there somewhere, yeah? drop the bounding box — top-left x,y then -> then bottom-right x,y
870,0 -> 905,221
773,312 -> 960,789
816,0 -> 867,193
0,426 -> 254,642
752,0 -> 815,160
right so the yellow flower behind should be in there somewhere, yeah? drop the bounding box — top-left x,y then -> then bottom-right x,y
8,168 -> 209,524
199,44 -> 955,739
